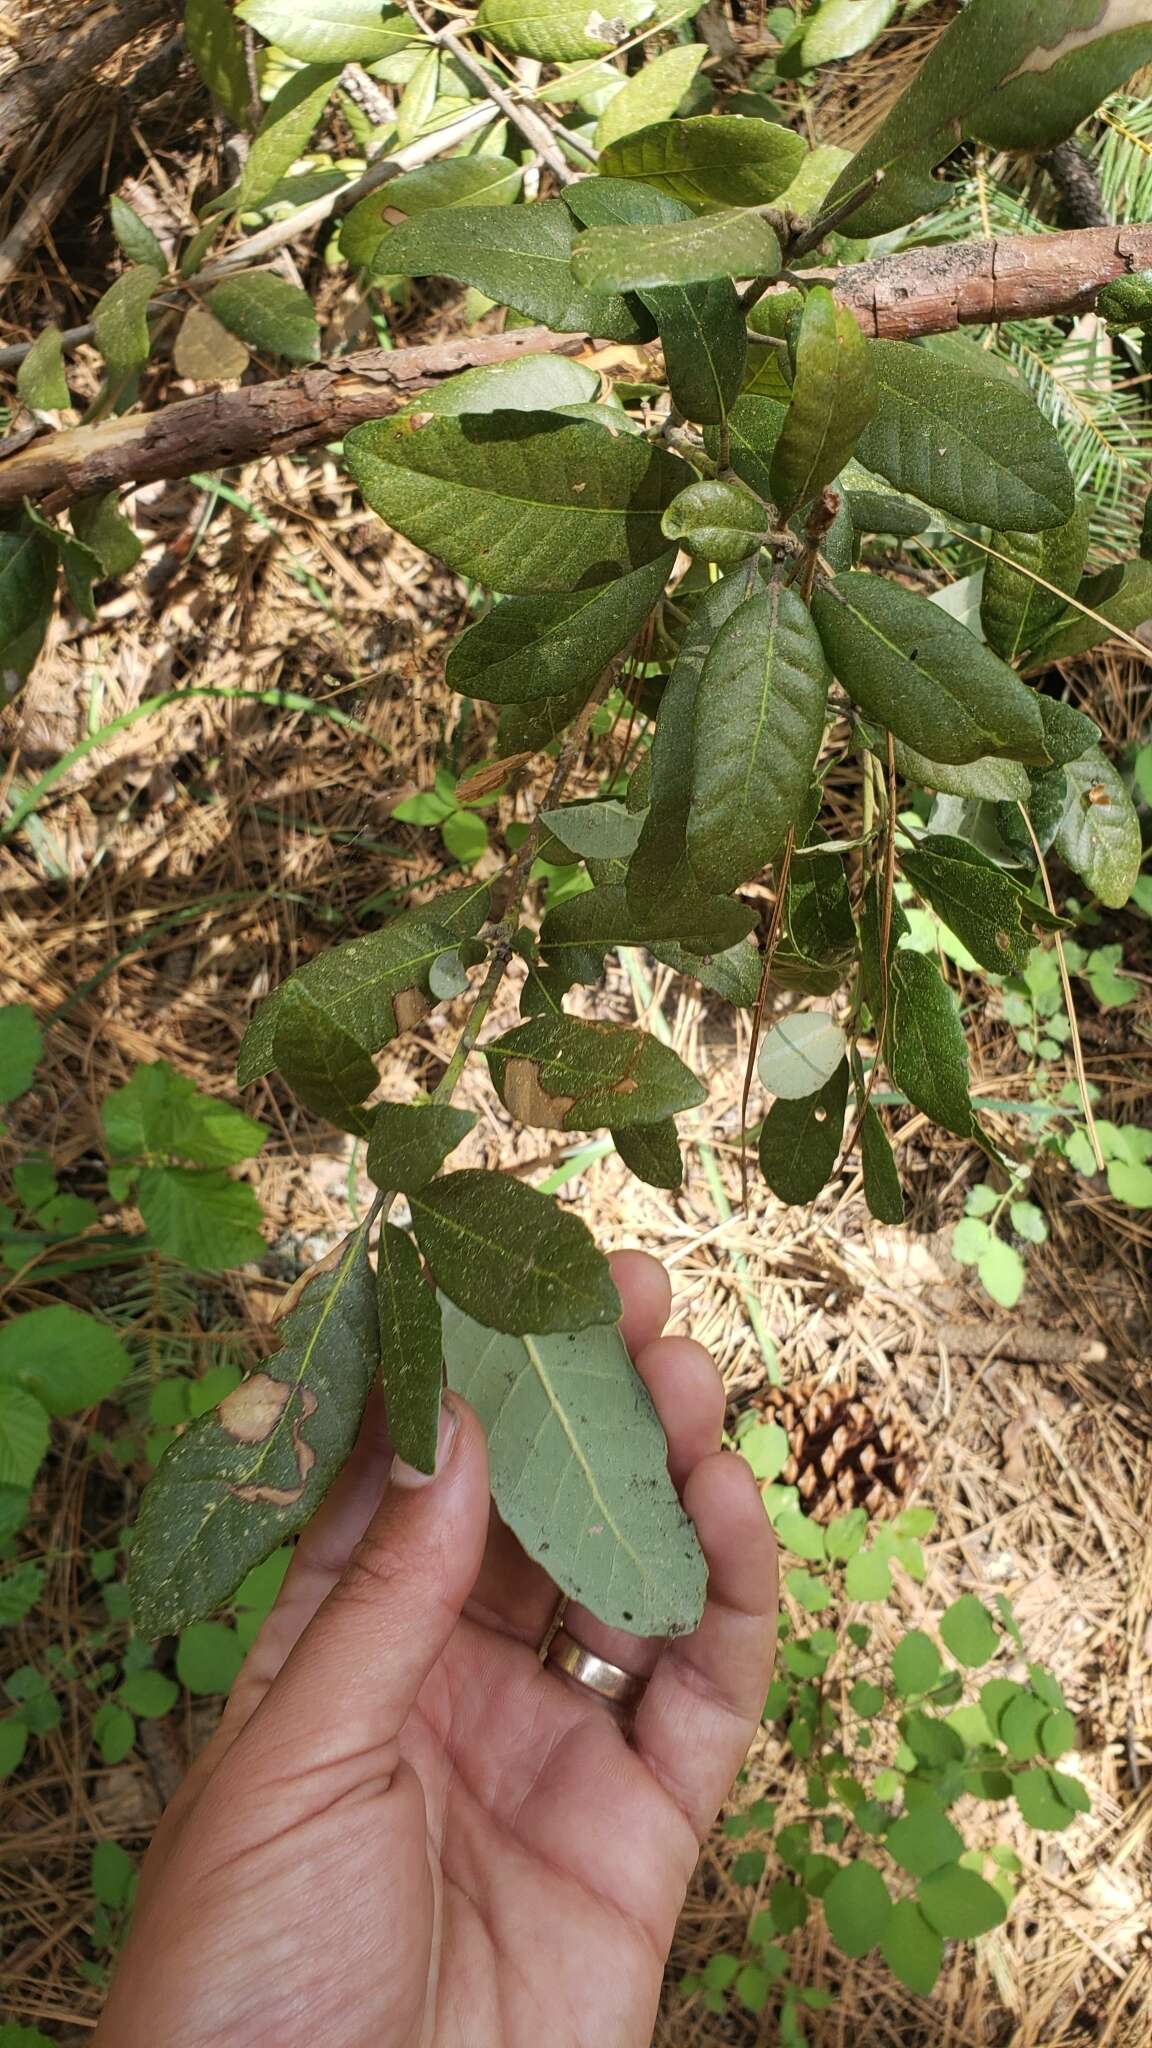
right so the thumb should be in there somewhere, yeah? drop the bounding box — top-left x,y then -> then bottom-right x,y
253,1393 -> 491,1767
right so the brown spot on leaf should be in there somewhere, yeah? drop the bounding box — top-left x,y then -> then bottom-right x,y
995,930 -> 1012,952
1087,782 -> 1112,807
274,1233 -> 357,1323
219,1372 -> 291,1443
394,986 -> 431,1033
230,1389 -> 318,1506
613,1076 -> 639,1095
501,1057 -> 575,1130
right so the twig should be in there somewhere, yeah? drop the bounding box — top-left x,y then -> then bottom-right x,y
410,4 -> 576,184
789,169 -> 886,259
739,827 -> 796,1207
1015,802 -> 1105,1172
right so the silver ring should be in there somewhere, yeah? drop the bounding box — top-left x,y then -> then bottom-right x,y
544,1626 -> 647,1709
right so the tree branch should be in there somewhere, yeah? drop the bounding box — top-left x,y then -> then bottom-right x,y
0,0 -> 175,172
4,224 -> 1151,508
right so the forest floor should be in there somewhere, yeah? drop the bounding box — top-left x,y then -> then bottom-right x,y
2,4 -> 1151,2044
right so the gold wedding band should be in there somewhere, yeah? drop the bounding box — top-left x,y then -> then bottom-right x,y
544,1626 -> 648,1709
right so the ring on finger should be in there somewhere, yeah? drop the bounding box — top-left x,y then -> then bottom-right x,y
544,1626 -> 648,1710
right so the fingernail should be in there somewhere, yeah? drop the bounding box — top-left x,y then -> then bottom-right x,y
391,1396 -> 459,1488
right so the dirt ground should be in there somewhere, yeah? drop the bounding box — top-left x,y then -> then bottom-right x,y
2,4 -> 1151,2042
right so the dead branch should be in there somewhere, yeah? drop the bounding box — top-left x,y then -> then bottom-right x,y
3,223 -> 1151,508
0,0 -> 175,172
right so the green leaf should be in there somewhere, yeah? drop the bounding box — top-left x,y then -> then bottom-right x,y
714,392 -> 788,501
70,493 -> 142,578
346,411 -> 683,596
978,1237 -> 1026,1308
777,1509 -> 827,1562
886,1803 -> 964,1878
1040,1706 -> 1078,1759
844,1545 -> 892,1601
687,585 -> 830,892
235,63 -> 341,213
237,0 -> 415,61
485,1015 -> 704,1132
758,1060 -> 848,1205
598,116 -> 806,209
268,985 -> 378,1135
660,479 -> 766,565
813,574 -> 1045,766
541,884 -> 756,981
880,1898 -> 943,1996
1109,1159 -> 1152,1209
367,1102 -> 475,1195
1030,558 -> 1152,667
92,265 -> 162,381
802,0 -> 900,66
0,525 -> 54,673
91,1838 -> 136,1909
855,341 -> 1074,532
446,551 -> 670,702
738,1417 -> 790,1482
819,0 -> 1152,236
238,897 -> 488,1085
341,156 -> 524,268
822,1858 -> 892,1957
891,1628 -> 941,1697
207,275 -> 317,363
0,1561 -> 44,1626
917,1863 -> 1006,1939
939,1593 -> 999,1668
1013,1765 -> 1084,1831
16,326 -> 69,411
541,801 -> 644,862
475,0 -> 662,62
91,1700 -> 136,1766
110,194 -> 166,271
176,1619 -> 244,1694
848,1679 -> 885,1717
566,179 -> 745,426
0,1388 -> 49,1490
441,1297 -> 706,1633
861,1106 -> 903,1223
136,1168 -> 264,1272
981,505 -> 1089,661
900,833 -> 1062,976
372,198 -> 645,341
883,947 -> 986,1146
0,1005 -> 42,1105
102,1061 -> 266,1165
376,1223 -> 443,1473
1053,748 -> 1141,909
186,0 -> 251,123
0,1306 -> 131,1418
130,1229 -> 378,1634
758,1014 -> 847,1100
117,1668 -> 179,1718
595,41 -> 708,149
572,208 -> 781,292
889,740 -> 1030,804
410,1170 -> 620,1334
612,1119 -> 683,1190
770,287 -> 876,517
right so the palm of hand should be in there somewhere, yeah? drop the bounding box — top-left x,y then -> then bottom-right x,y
98,1257 -> 776,2048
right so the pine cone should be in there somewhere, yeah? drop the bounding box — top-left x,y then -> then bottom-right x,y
758,1377 -> 917,1521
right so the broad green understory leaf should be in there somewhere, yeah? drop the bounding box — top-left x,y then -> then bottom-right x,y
234,64 -> 341,213
900,833 -> 1065,974
0,1305 -> 131,1417
377,1223 -> 442,1474
612,1118 -> 683,1189
415,355 -> 601,420
813,574 -> 1045,765
1027,557 -> 1152,667
475,0 -> 669,63
759,1059 -> 849,1204
801,0 -> 900,67
16,324 -> 69,410
770,286 -> 877,519
565,179 -> 745,425
980,504 -> 1090,661
855,340 -> 1075,532
861,1104 -> 904,1223
687,584 -> 831,893
594,41 -> 709,151
485,1015 -> 705,1131
0,527 -> 57,658
369,198 -> 646,339
571,208 -> 781,292
1053,747 -> 1142,908
540,883 -> 758,978
207,275 -> 318,363
129,1228 -> 379,1635
92,266 -> 161,382
870,911 -> 990,1149
366,1102 -> 475,1194
540,800 -> 644,861
445,551 -> 672,702
136,1166 -> 265,1271
237,890 -> 489,1087
340,157 -> 524,269
110,194 -> 166,270
820,0 -> 1152,235
237,0 -> 416,63
410,1170 -> 621,1334
186,0 -> 252,123
660,479 -> 767,564
0,1003 -> 42,1104
345,412 -> 684,595
597,116 -> 807,208
440,1298 -> 707,1634
268,983 -> 378,1135
758,1014 -> 847,1100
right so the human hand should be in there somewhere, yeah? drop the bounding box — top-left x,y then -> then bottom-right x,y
97,1251 -> 777,2048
